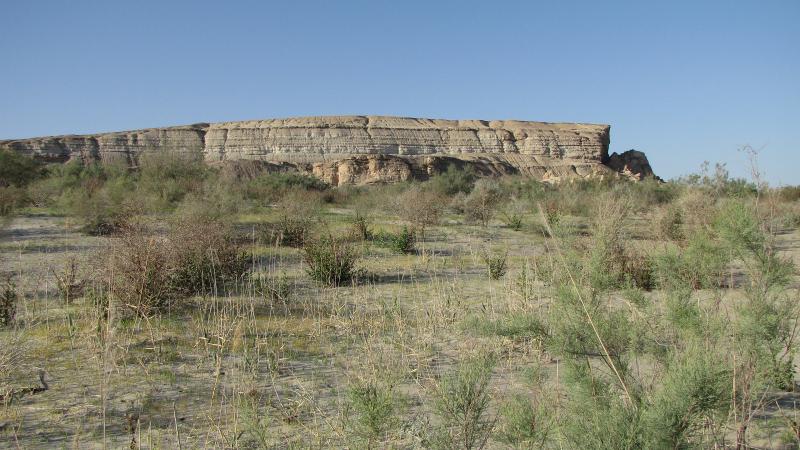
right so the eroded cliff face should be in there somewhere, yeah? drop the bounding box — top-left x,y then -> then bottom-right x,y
0,116 -> 655,185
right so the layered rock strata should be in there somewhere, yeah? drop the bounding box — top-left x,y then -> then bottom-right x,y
0,116 -> 655,185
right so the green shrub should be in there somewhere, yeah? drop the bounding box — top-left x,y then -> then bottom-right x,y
542,200 -> 561,228
351,213 -> 373,241
644,347 -> 730,448
302,236 -> 360,287
168,215 -> 250,297
627,178 -> 680,208
0,149 -> 44,187
462,313 -> 546,340
0,150 -> 45,215
243,171 -> 328,203
47,160 -> 138,233
464,179 -> 503,226
372,226 -> 416,254
269,216 -> 310,247
254,272 -> 291,306
429,355 -> 495,450
652,231 -> 729,290
497,394 -> 553,448
657,205 -> 684,241
77,185 -> 137,235
482,250 -> 508,280
777,185 -> 800,202
136,152 -> 209,209
266,190 -> 322,247
428,164 -> 477,196
347,380 -> 397,445
0,276 -> 18,328
103,225 -> 175,317
0,186 -> 28,216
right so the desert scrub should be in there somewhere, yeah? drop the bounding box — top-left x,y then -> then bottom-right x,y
429,354 -> 496,449
347,380 -> 398,446
101,224 -> 175,317
498,192 -> 528,231
0,276 -> 18,327
0,186 -> 28,216
265,190 -> 322,247
136,152 -> 209,209
428,163 -> 477,196
656,204 -> 684,241
254,272 -> 291,306
496,394 -> 553,448
461,313 -> 546,340
265,215 -> 311,247
394,184 -> 445,239
302,236 -> 360,286
350,212 -> 373,241
241,171 -> 328,203
52,257 -> 84,304
652,230 -> 729,290
585,197 -> 655,291
482,249 -> 508,280
168,213 -> 250,297
372,226 -> 416,254
0,149 -> 44,215
464,179 -> 503,226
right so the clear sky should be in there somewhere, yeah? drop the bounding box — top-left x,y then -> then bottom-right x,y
1,1 -> 797,184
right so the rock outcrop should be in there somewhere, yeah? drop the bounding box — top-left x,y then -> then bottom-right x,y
0,116 -> 656,185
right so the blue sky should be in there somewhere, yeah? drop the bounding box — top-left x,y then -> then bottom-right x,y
1,1 -> 797,183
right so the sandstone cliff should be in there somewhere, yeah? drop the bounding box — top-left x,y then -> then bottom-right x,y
0,116 -> 655,185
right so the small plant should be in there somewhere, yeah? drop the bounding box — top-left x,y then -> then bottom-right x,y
273,216 -> 310,247
543,200 -> 561,228
348,380 -> 397,446
483,250 -> 508,280
464,179 -> 503,227
430,354 -> 496,449
268,190 -> 321,247
0,276 -> 18,328
255,272 -> 291,305
302,236 -> 360,287
429,164 -> 477,196
394,185 -> 445,240
168,215 -> 250,297
52,258 -> 84,304
0,149 -> 38,180
373,226 -> 416,254
657,205 -> 685,241
0,186 -> 28,216
497,394 -> 553,448
501,196 -> 526,230
101,224 -> 175,317
351,213 -> 373,241
502,211 -> 523,230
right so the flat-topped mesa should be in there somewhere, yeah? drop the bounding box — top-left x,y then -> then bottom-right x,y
0,116 -> 656,185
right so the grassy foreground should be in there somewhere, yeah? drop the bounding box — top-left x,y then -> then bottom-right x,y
1,151 -> 800,448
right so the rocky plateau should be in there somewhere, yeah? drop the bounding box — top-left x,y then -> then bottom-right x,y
0,116 -> 655,185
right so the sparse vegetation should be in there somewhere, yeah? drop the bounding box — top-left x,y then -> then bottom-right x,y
0,276 -> 18,327
429,355 -> 496,449
302,235 -> 360,286
373,226 -> 416,254
482,249 -> 508,280
0,157 -> 799,448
